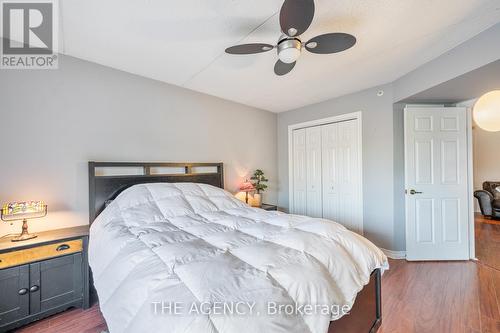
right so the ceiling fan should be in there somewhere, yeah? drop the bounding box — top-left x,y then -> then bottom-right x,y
225,0 -> 356,76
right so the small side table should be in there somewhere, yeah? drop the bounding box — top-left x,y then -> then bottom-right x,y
0,225 -> 89,331
261,204 -> 278,211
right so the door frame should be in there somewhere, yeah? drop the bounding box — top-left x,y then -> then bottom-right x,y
466,107 -> 475,259
403,106 -> 475,260
288,111 -> 364,234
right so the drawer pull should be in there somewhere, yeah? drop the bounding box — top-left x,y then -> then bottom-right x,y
56,244 -> 70,251
18,288 -> 28,295
30,285 -> 39,292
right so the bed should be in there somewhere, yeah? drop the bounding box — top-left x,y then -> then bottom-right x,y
88,162 -> 388,333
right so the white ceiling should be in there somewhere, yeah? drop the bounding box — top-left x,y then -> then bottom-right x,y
59,0 -> 500,112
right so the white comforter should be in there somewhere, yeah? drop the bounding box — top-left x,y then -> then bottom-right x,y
89,183 -> 388,333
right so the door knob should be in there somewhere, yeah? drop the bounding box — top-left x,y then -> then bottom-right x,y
18,288 -> 28,295
30,285 -> 39,292
409,189 -> 423,195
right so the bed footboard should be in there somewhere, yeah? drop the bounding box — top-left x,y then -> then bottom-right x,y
328,269 -> 382,333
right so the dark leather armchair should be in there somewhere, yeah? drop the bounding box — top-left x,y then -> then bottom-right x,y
474,181 -> 500,219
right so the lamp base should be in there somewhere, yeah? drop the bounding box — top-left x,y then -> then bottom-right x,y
11,219 -> 37,242
11,233 -> 37,242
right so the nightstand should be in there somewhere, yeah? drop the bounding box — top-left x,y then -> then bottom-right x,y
0,225 -> 89,332
261,204 -> 278,211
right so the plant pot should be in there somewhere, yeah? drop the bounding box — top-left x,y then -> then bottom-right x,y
252,193 -> 262,207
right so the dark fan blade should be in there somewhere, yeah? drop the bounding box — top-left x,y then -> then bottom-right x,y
274,60 -> 296,76
305,33 -> 356,54
225,43 -> 274,55
280,0 -> 315,37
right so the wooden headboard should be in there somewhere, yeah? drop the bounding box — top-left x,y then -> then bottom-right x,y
88,161 -> 224,224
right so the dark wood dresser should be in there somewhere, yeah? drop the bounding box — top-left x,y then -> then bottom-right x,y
0,226 -> 89,332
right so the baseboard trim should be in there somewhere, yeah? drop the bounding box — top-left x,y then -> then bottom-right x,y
381,248 -> 406,259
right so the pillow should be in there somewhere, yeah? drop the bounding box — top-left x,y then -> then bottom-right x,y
484,182 -> 500,200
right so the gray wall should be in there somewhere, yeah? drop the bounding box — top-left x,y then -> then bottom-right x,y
0,55 -> 277,234
392,103 -> 406,251
277,84 -> 396,250
278,23 -> 500,252
400,59 -> 500,104
389,23 -> 500,251
393,23 -> 500,102
2,23 -> 499,250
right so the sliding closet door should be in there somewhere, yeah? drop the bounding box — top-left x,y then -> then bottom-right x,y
306,127 -> 323,217
321,120 -> 361,233
292,129 -> 307,215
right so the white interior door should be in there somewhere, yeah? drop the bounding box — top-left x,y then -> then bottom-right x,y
293,128 -> 307,215
405,107 -> 469,260
322,120 -> 362,233
306,127 -> 323,217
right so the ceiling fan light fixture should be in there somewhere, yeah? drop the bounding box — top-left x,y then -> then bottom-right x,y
279,48 -> 301,63
277,38 -> 301,63
224,0 -> 356,75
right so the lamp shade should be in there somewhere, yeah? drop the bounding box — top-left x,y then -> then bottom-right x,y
1,201 -> 47,222
473,90 -> 500,132
239,181 -> 255,192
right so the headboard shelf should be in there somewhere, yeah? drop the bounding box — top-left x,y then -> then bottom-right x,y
95,172 -> 221,179
88,161 -> 224,223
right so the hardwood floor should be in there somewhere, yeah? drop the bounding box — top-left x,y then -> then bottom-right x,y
13,305 -> 107,333
475,213 -> 500,270
379,259 -> 500,333
13,258 -> 500,333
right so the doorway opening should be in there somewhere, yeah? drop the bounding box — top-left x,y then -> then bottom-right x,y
471,103 -> 500,270
402,101 -> 500,264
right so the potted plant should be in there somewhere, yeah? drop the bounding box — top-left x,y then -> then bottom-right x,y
250,169 -> 268,207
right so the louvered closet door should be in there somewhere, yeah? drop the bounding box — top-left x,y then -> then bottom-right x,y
306,127 -> 323,217
321,120 -> 361,233
293,128 -> 307,215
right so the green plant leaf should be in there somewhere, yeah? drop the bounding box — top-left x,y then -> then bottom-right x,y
251,169 -> 268,193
